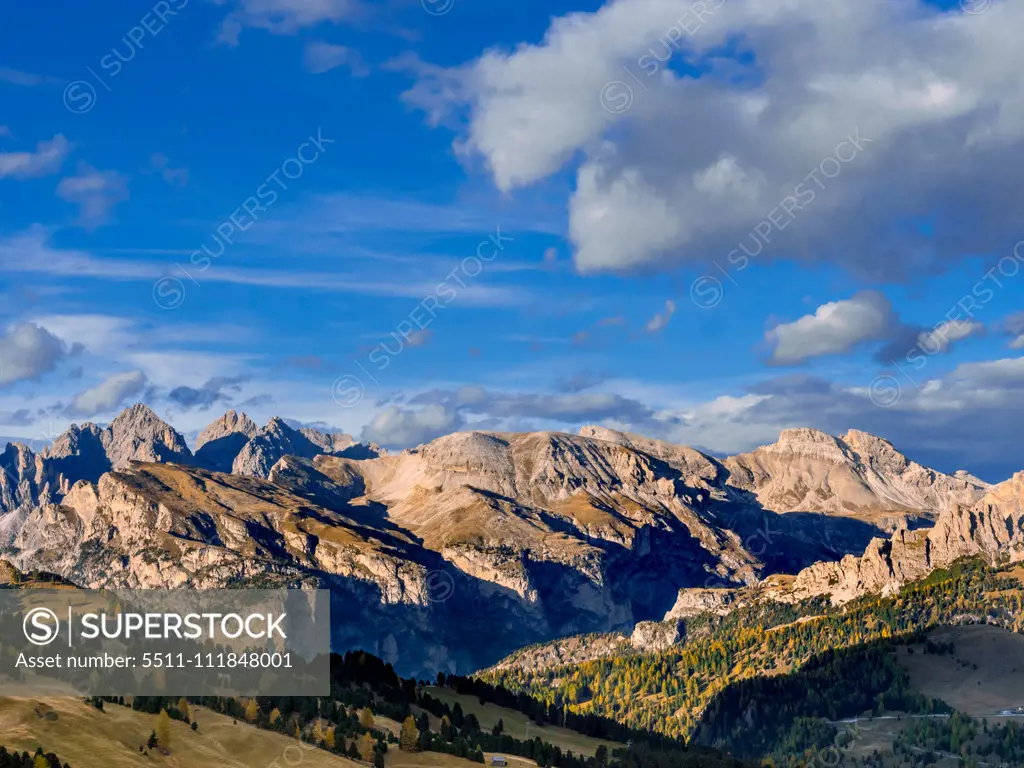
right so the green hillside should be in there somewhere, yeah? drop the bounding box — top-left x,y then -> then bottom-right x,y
482,559 -> 1024,747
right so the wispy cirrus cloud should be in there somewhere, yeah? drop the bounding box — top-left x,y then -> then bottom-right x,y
0,134 -> 71,179
304,41 -> 369,76
56,164 -> 130,227
644,299 -> 676,333
216,0 -> 366,45
0,228 -> 532,306
0,67 -> 61,87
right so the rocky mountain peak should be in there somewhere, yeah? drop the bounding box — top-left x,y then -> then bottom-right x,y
1,405 -> 192,518
726,426 -> 987,516
842,428 -> 895,451
766,428 -> 850,462
230,415 -> 378,479
110,402 -> 160,425
841,429 -> 911,470
265,416 -> 291,432
194,410 -> 261,473
104,402 -> 192,469
194,410 -> 258,451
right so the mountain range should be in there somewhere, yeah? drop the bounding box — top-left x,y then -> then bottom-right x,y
1,404 -> 1020,678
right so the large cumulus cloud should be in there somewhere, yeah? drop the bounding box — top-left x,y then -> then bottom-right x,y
406,0 -> 1024,278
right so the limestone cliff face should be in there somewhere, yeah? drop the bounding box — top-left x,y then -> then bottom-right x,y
10,462 -> 511,676
725,428 -> 986,517
631,619 -> 684,652
664,587 -> 738,620
346,429 -> 768,640
781,472 -> 1024,605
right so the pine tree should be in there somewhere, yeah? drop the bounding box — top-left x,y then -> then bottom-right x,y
156,710 -> 172,751
358,733 -> 376,762
177,697 -> 190,722
244,699 -> 260,723
400,715 -> 420,752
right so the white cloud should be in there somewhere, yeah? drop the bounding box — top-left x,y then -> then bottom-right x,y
304,41 -> 369,75
0,134 -> 71,179
0,228 -> 530,306
56,164 -> 129,227
916,319 -> 984,354
28,315 -> 138,356
218,0 -> 364,44
406,329 -> 433,347
1002,311 -> 1024,349
0,323 -> 75,388
410,0 -> 1024,276
362,403 -> 462,447
67,371 -> 148,418
127,351 -> 247,389
150,153 -> 188,187
644,299 -> 676,333
0,67 -> 60,87
767,292 -> 896,365
945,356 -> 1024,389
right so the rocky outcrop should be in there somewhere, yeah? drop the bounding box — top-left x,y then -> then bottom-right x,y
664,587 -> 738,620
485,632 -> 631,675
780,472 -> 1024,605
631,619 -> 684,652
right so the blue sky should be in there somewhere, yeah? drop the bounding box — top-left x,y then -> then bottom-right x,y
2,0 -> 1023,481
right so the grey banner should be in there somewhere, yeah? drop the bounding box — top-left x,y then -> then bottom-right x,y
0,588 -> 330,696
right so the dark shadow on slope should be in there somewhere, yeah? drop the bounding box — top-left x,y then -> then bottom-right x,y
194,432 -> 251,472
